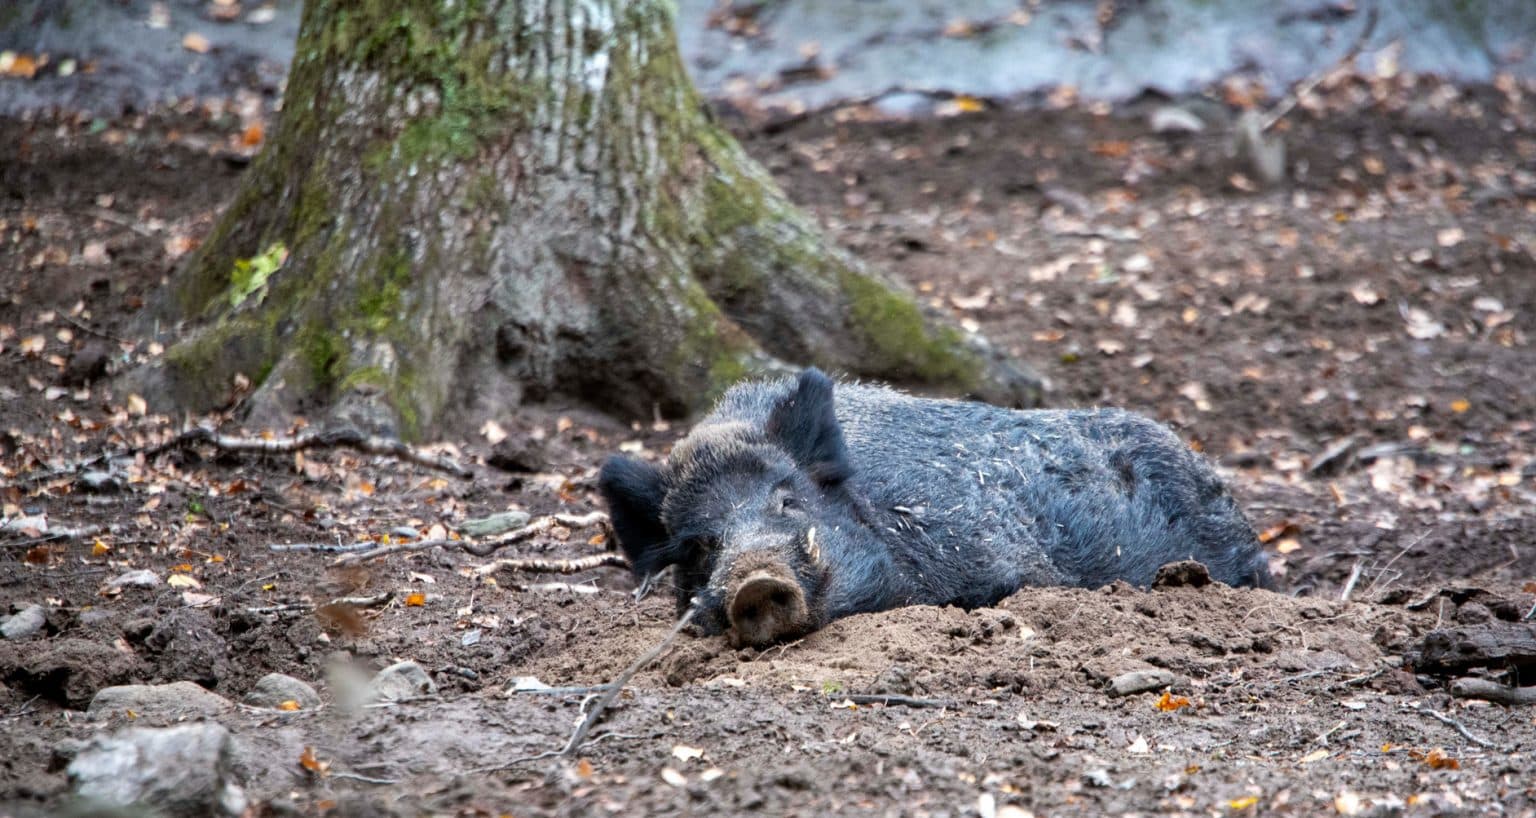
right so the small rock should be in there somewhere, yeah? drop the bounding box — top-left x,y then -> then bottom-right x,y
487,430 -> 550,473
1151,560 -> 1212,589
1454,601 -> 1493,625
89,681 -> 233,719
105,569 -> 162,592
458,511 -> 532,538
68,723 -> 247,817
243,673 -> 322,710
1107,669 -> 1178,697
77,470 -> 125,492
362,661 -> 436,703
872,665 -> 916,696
2,604 -> 46,640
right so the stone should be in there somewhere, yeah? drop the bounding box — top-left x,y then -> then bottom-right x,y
243,672 -> 322,710
1,604 -> 46,640
105,569 -> 162,592
361,660 -> 436,704
1107,669 -> 1179,697
88,681 -> 233,719
68,723 -> 247,817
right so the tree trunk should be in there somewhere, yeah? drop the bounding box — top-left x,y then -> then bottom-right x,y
134,0 -> 1039,437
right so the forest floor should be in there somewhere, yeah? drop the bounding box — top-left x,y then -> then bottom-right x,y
3,72 -> 1536,817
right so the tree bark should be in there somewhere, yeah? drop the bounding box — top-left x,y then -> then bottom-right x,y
133,0 -> 1038,437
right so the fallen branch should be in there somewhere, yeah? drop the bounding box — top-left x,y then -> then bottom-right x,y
1416,706 -> 1503,751
2,523 -> 105,546
330,511 -> 609,565
143,427 -> 472,478
474,552 -> 627,577
268,542 -> 379,554
1450,678 -> 1536,706
1258,2 -> 1381,133
244,592 -> 393,616
841,694 -> 956,709
560,607 -> 697,759
22,425 -> 472,485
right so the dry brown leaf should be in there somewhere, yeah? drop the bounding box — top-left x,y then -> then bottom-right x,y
182,32 -> 212,54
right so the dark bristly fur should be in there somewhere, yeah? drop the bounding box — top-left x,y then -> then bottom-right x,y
600,369 -> 1272,645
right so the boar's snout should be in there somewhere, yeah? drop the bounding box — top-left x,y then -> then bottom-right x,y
726,567 -> 811,647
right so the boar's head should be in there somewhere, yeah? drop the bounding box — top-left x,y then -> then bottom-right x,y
600,369 -> 864,646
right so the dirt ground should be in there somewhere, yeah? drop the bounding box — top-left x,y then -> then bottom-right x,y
3,71 -> 1536,817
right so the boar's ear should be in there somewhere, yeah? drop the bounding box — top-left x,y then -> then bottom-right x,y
766,368 -> 853,485
598,456 -> 673,578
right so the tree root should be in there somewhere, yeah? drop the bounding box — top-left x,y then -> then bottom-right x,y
1450,678 -> 1536,707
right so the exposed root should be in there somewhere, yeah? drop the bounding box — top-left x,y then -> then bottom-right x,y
1450,678 -> 1536,707
143,427 -> 472,478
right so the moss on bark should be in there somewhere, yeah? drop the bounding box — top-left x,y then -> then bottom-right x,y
138,0 -> 1038,437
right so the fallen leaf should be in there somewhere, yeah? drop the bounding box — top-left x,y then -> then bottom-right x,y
127,393 -> 148,416
405,592 -> 426,607
480,419 -> 508,444
299,746 -> 329,775
240,122 -> 264,147
1299,748 -> 1330,764
182,32 -> 212,54
1127,735 -> 1151,754
167,574 -> 201,589
1228,795 -> 1259,810
1450,399 -> 1470,414
1155,691 -> 1191,711
660,767 -> 687,787
575,758 -> 594,778
278,700 -> 301,711
671,745 -> 705,763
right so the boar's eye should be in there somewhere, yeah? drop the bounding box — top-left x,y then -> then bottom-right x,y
778,494 -> 803,515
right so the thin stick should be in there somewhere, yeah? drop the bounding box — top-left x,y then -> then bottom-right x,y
1418,707 -> 1503,750
474,552 -> 627,577
1450,678 -> 1536,707
21,425 -> 472,484
331,512 -> 608,565
1259,3 -> 1380,132
840,694 -> 956,709
560,607 -> 696,758
330,771 -> 400,785
268,542 -> 379,553
1338,558 -> 1364,602
58,312 -> 133,346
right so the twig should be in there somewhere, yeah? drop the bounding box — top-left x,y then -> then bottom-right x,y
1332,665 -> 1391,690
331,511 -> 609,565
841,694 -> 956,709
2,524 -> 105,546
1417,706 -> 1503,750
86,207 -> 159,237
1313,719 -> 1348,747
474,552 -> 628,577
58,312 -> 133,346
560,607 -> 696,758
1338,558 -> 1364,602
1258,2 -> 1380,133
3,696 -> 40,718
244,591 -> 393,616
1450,678 -> 1536,707
20,425 -> 472,485
1363,532 -> 1429,599
268,542 -> 381,553
330,771 -> 400,785
509,685 -> 619,697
